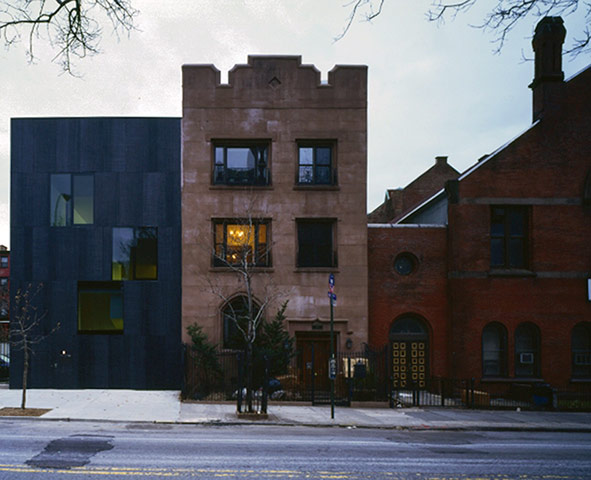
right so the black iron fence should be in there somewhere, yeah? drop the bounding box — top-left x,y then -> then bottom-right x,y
183,345 -> 591,411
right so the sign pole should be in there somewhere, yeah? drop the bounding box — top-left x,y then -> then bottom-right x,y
328,274 -> 335,420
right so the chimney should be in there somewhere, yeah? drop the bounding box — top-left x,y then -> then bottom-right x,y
435,156 -> 448,166
529,16 -> 566,122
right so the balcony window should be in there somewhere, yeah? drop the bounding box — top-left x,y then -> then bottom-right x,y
213,219 -> 270,267
213,144 -> 269,186
297,145 -> 334,185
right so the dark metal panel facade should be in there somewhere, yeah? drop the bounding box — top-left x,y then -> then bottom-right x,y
10,117 -> 182,389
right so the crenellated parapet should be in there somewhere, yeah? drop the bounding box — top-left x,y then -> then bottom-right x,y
182,55 -> 367,109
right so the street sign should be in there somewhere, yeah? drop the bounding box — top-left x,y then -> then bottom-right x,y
328,357 -> 337,380
327,291 -> 337,306
328,273 -> 335,288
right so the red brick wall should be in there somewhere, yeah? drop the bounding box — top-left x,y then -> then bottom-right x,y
368,226 -> 450,377
447,67 -> 591,389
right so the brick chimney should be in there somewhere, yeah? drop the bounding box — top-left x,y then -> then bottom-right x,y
529,16 -> 566,122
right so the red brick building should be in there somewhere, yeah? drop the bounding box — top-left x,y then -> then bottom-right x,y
368,17 -> 591,391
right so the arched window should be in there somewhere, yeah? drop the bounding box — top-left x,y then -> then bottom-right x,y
390,315 -> 429,389
515,323 -> 541,378
482,323 -> 508,377
390,316 -> 428,338
572,322 -> 591,379
221,296 -> 260,350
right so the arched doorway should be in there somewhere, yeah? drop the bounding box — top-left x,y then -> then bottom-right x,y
390,315 -> 429,389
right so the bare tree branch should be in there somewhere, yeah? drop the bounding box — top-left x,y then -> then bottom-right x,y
0,0 -> 138,74
196,193 -> 290,413
335,0 -> 385,41
339,0 -> 591,57
11,283 -> 59,409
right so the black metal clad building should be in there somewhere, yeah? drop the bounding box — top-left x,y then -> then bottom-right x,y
10,118 -> 182,389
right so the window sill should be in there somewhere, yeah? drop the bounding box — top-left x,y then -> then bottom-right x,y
293,185 -> 340,191
481,377 -> 544,383
294,267 -> 339,273
209,185 -> 273,190
209,267 -> 274,273
488,269 -> 537,278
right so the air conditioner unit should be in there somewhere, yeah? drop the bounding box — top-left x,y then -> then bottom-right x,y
520,353 -> 534,364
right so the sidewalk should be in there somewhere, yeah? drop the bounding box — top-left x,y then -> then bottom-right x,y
1,388 -> 590,431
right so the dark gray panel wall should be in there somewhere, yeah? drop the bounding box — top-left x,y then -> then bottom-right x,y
10,117 -> 182,389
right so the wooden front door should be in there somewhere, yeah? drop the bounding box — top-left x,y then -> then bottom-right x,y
297,333 -> 331,391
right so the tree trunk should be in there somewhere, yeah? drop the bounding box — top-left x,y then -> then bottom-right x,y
21,342 -> 28,410
245,342 -> 253,412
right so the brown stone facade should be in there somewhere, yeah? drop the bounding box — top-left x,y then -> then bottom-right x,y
182,56 -> 368,353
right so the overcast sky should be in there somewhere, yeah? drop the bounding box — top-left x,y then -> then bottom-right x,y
0,0 -> 588,248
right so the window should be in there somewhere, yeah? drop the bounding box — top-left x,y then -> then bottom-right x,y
514,323 -> 540,377
112,227 -> 158,280
0,257 -> 7,268
296,219 -> 337,268
221,296 -> 261,349
297,144 -> 334,185
78,282 -> 123,334
490,206 -> 528,269
0,278 -> 7,286
482,323 -> 508,377
213,219 -> 270,267
572,322 -> 591,379
50,174 -> 94,226
213,144 -> 269,186
394,253 -> 418,276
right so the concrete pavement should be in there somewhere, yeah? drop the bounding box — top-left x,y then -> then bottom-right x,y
0,388 -> 590,431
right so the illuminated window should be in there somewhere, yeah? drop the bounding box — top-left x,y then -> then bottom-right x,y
78,282 -> 123,334
50,174 -> 94,226
213,219 -> 270,267
213,143 -> 269,186
112,227 -> 158,280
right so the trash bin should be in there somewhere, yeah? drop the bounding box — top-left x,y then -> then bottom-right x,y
532,383 -> 553,409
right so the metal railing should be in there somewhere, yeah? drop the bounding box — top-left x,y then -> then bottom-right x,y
183,345 -> 591,412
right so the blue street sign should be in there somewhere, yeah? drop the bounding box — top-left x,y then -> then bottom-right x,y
327,291 -> 337,306
328,358 -> 337,380
328,273 -> 335,287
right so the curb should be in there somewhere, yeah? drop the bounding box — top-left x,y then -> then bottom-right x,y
1,414 -> 590,433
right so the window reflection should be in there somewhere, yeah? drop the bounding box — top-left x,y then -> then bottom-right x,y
112,227 -> 158,280
50,174 -> 93,226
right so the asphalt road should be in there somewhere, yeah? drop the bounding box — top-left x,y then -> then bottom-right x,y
0,419 -> 590,479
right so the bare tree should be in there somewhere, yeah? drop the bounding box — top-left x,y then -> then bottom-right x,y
203,198 -> 287,414
0,0 -> 138,74
11,283 -> 58,409
339,0 -> 591,57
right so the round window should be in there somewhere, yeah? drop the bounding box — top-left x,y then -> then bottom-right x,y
394,253 -> 417,276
